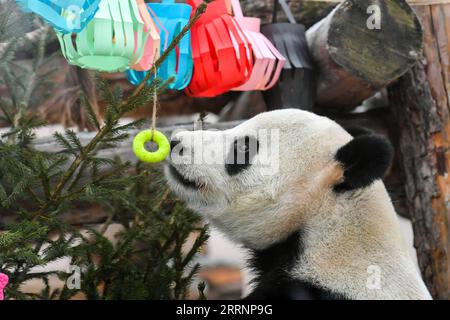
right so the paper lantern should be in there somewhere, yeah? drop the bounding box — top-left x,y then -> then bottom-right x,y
131,0 -> 161,71
261,0 -> 316,110
16,0 -> 100,34
185,0 -> 253,98
230,0 -> 285,91
126,0 -> 193,90
58,0 -> 148,72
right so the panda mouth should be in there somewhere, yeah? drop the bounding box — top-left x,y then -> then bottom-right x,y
168,165 -> 203,190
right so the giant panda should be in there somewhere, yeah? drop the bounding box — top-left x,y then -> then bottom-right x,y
164,109 -> 432,300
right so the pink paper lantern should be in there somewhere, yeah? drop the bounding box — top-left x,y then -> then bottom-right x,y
230,0 -> 285,91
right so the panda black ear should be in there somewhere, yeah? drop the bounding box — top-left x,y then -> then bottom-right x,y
333,134 -> 394,193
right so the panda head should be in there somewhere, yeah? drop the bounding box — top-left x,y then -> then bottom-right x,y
165,109 -> 393,249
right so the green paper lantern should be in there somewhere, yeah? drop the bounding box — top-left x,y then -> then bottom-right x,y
58,0 -> 148,72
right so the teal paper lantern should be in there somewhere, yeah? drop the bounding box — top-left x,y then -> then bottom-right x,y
58,0 -> 148,72
126,0 -> 193,90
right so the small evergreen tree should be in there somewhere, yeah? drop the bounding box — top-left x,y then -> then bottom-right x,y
0,0 -> 209,300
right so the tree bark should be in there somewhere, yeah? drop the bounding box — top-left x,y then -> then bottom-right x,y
306,0 -> 423,110
388,3 -> 450,300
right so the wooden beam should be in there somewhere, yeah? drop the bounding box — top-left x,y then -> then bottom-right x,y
1,109 -> 408,226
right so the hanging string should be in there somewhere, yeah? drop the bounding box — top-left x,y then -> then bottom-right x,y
151,89 -> 158,141
132,83 -> 171,164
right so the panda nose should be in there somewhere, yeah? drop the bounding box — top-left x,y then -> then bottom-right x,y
170,138 -> 184,156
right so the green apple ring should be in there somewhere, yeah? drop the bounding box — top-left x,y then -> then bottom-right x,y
132,130 -> 170,163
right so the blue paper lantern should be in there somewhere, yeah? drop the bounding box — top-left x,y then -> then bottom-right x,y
16,0 -> 100,34
126,0 -> 193,90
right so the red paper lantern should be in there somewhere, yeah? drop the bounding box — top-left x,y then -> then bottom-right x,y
185,0 -> 253,98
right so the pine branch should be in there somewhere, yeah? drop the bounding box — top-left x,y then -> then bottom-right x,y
81,95 -> 101,131
181,228 -> 209,270
30,1 -> 210,221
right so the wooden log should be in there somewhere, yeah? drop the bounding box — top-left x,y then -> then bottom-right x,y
388,2 -> 450,300
306,0 -> 423,110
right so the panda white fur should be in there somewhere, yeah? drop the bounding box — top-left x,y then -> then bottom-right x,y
164,109 -> 432,300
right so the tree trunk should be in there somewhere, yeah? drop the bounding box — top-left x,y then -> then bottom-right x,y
388,3 -> 450,300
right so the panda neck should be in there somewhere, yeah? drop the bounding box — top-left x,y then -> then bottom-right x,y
247,229 -> 349,300
247,182 -> 430,300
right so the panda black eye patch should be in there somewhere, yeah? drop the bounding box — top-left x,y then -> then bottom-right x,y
225,136 -> 259,176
